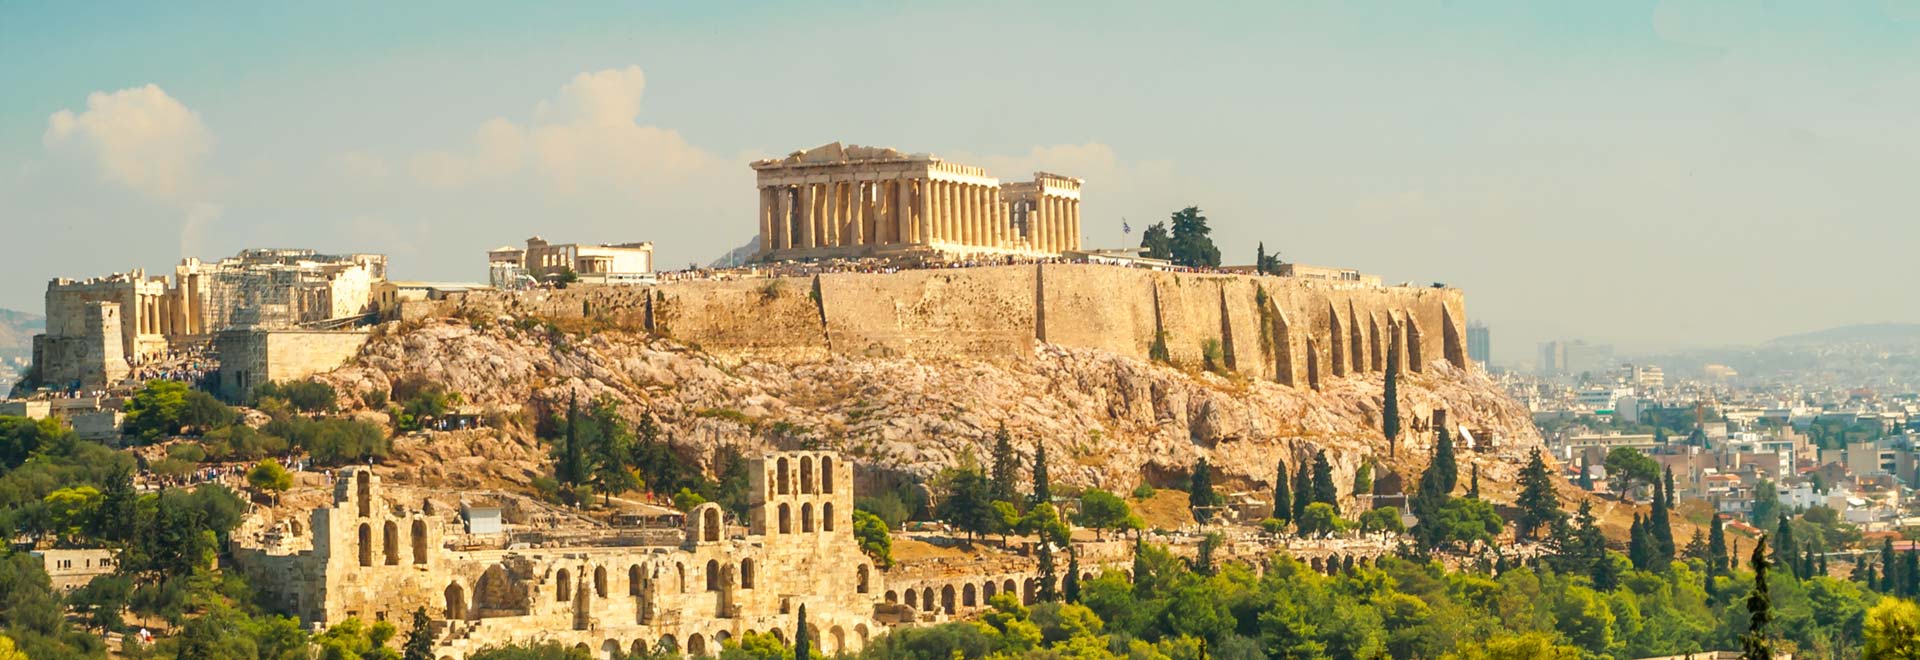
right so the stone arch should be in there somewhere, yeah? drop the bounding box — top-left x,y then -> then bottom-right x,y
357,523 -> 373,567
356,471 -> 371,517
921,587 -> 935,612
855,623 -> 870,646
962,583 -> 977,607
856,564 -> 869,593
687,633 -> 706,657
702,507 -> 721,542
984,580 -> 996,600
705,559 -> 721,591
801,503 -> 814,533
1328,303 -> 1347,377
771,629 -> 786,644
657,635 -> 678,654
1406,317 -> 1425,373
411,519 -> 428,565
778,504 -> 791,534
475,564 -> 526,615
885,590 -> 898,603
382,520 -> 399,565
800,456 -> 815,494
1305,339 -> 1322,391
1022,579 -> 1036,604
1003,578 -> 1016,596
741,559 -> 755,589
821,456 -> 835,494
1442,305 -> 1466,368
631,640 -> 648,657
1082,572 -> 1093,583
776,458 -> 790,495
1310,557 -> 1323,571
601,640 -> 621,660
1369,314 -> 1384,372
445,582 -> 467,619
595,565 -> 608,598
714,630 -> 732,647
941,585 -> 956,614
904,588 -> 918,608
830,626 -> 847,655
823,502 -> 835,532
629,564 -> 643,596
555,568 -> 572,603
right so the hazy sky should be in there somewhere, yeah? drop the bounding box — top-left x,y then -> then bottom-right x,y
4,1 -> 1918,364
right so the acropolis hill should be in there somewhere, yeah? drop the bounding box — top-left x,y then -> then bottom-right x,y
335,262 -> 1535,497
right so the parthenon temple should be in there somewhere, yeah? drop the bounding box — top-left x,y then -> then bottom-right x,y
752,142 -> 1082,260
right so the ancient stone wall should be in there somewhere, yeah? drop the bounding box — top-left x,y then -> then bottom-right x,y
442,265 -> 1469,384
215,329 -> 371,400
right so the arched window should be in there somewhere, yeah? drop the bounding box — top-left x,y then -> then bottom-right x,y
595,566 -> 608,598
705,559 -> 720,591
778,504 -> 791,534
905,589 -> 918,608
629,564 -> 643,596
383,521 -> 399,565
823,502 -> 836,532
963,583 -> 977,607
412,519 -> 428,565
703,508 -> 721,542
357,524 -> 372,567
445,582 -> 466,619
801,503 -> 814,533
941,585 -> 956,614
555,569 -> 572,602
921,588 -> 935,612
800,456 -> 815,494
821,456 -> 834,494
857,565 -> 870,593
356,471 -> 371,517
741,559 -> 755,589
776,458 -> 790,495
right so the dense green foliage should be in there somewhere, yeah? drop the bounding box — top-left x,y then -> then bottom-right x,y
250,380 -> 339,413
123,380 -> 237,443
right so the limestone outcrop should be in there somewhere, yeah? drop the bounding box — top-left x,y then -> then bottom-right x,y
322,317 -> 1542,510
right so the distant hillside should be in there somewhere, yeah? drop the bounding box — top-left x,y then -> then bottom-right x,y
0,308 -> 43,353
1767,323 -> 1920,346
706,235 -> 760,269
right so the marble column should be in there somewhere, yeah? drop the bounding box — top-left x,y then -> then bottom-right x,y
915,179 -> 932,244
758,187 -> 774,253
942,181 -> 957,244
849,182 -> 866,247
775,187 -> 792,250
1069,198 -> 1081,251
798,184 -> 817,249
972,186 -> 986,247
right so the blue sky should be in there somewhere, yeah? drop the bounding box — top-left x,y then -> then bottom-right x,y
5,1 -> 1918,363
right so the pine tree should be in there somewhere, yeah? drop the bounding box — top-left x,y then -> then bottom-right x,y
794,604 -> 812,660
1031,442 -> 1052,507
1708,514 -> 1729,575
1817,552 -> 1827,577
1774,516 -> 1797,579
1272,458 -> 1293,525
1190,458 -> 1220,524
1882,538 -> 1899,595
1256,242 -> 1268,275
1578,462 -> 1594,491
1291,462 -> 1312,523
1384,340 -> 1401,456
1310,451 -> 1338,506
402,607 -> 434,660
1433,424 -> 1458,495
1064,550 -> 1082,603
1467,464 -> 1480,499
1575,501 -> 1617,590
1741,535 -> 1774,660
990,425 -> 1019,504
1904,551 -> 1919,597
1514,449 -> 1560,540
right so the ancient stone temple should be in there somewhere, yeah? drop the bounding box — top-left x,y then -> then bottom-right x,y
752,142 -> 1083,260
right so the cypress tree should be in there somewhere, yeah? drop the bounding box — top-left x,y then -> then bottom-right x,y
1651,469 -> 1675,568
1433,425 -> 1458,495
795,604 -> 812,660
1467,464 -> 1480,499
1256,242 -> 1268,275
1189,458 -> 1220,524
1576,501 -> 1616,590
1742,536 -> 1773,660
1384,340 -> 1400,456
1031,442 -> 1052,507
1310,450 -> 1338,506
1291,461 -> 1312,523
1817,551 -> 1827,577
1904,551 -> 1919,597
402,607 -> 434,660
1708,514 -> 1729,575
1882,538 -> 1899,594
990,425 -> 1019,504
1628,514 -> 1653,570
1272,458 -> 1293,525
1064,550 -> 1082,603
1774,516 -> 1797,579
1037,542 -> 1058,602
1578,462 -> 1594,491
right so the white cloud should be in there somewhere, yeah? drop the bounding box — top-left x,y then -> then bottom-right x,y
411,65 -> 726,192
43,84 -> 211,201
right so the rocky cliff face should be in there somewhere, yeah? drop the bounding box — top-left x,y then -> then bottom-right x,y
323,317 -> 1543,509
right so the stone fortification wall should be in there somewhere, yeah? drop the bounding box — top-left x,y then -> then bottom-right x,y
445,264 -> 1468,385
818,268 -> 1036,359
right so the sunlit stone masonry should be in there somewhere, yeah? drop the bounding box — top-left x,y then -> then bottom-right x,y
752,142 -> 1083,260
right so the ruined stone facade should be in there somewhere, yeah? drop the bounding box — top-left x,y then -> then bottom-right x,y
214,329 -> 372,401
752,143 -> 1082,260
233,452 -> 1028,659
28,301 -> 129,390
